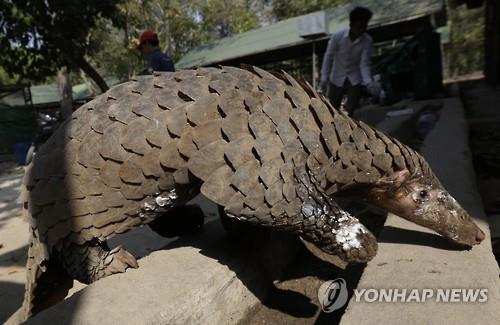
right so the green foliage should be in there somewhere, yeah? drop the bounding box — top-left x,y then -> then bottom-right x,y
264,0 -> 347,20
446,2 -> 485,76
0,0 -> 123,87
86,0 -> 262,77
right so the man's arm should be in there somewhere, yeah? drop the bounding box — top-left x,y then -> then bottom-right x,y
360,38 -> 373,86
320,33 -> 338,83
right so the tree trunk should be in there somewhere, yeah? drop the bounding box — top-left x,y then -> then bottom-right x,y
57,66 -> 73,121
77,57 -> 109,93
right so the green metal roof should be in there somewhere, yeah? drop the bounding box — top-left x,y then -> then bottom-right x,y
177,0 -> 445,68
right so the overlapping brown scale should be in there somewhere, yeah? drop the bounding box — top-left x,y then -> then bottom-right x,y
258,76 -> 285,99
351,150 -> 373,171
102,188 -> 126,208
285,85 -> 311,109
264,180 -> 285,206
158,173 -> 175,191
282,181 -> 297,202
310,98 -> 334,126
307,155 -> 326,186
208,73 -> 237,95
223,65 -> 260,82
155,84 -> 185,110
23,163 -> 35,187
164,105 -> 188,137
78,168 -> 106,196
185,93 -> 220,125
106,82 -> 133,99
120,182 -> 146,200
85,196 -> 108,214
143,111 -> 170,147
393,155 -> 407,170
99,160 -> 123,189
367,137 -> 386,155
224,135 -> 255,169
159,139 -> 185,170
131,97 -> 155,120
218,89 -> 246,116
177,128 -> 198,158
321,124 -> 341,158
78,131 -> 105,169
191,119 -> 223,148
248,112 -> 275,139
141,176 -> 160,195
200,165 -> 236,205
119,117 -> 151,155
354,167 -> 382,183
119,155 -> 145,185
243,184 -> 266,210
67,198 -> 92,217
107,95 -> 137,124
65,116 -> 92,141
284,198 -> 302,218
47,218 -> 72,248
231,159 -> 261,196
298,128 -> 329,164
225,192 -> 246,216
178,77 -> 210,101
188,140 -> 226,181
254,135 -> 283,163
90,109 -> 114,134
262,97 -> 292,126
221,112 -> 250,141
326,160 -> 358,185
141,148 -> 163,178
276,119 -> 298,146
260,161 -> 282,188
351,126 -> 369,151
332,115 -> 353,143
244,92 -> 268,113
31,179 -> 57,206
373,153 -> 393,172
173,168 -> 191,184
290,108 -> 320,132
270,199 -> 288,218
338,142 -> 357,165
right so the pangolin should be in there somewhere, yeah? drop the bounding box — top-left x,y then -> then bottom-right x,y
9,65 -> 485,323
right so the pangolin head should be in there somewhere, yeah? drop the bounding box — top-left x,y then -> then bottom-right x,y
366,169 -> 485,247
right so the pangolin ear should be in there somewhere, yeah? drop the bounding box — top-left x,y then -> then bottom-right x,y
376,170 -> 410,188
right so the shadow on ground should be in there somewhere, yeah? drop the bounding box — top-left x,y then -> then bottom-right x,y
0,281 -> 25,323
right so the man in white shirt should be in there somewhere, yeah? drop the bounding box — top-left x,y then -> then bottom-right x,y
320,7 -> 373,115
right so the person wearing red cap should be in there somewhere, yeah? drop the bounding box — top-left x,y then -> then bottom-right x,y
137,30 -> 175,74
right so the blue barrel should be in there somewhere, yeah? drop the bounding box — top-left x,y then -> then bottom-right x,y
14,141 -> 32,165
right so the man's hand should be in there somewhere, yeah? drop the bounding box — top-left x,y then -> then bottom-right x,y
320,80 -> 329,95
366,81 -> 381,98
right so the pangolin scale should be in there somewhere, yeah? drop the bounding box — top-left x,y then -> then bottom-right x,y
9,65 -> 484,323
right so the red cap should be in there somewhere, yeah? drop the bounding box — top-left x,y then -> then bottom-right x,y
138,30 -> 158,48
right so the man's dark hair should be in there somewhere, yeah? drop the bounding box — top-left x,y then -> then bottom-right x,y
350,7 -> 373,24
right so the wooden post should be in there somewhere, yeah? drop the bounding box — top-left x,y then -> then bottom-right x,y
57,66 -> 73,120
312,42 -> 318,89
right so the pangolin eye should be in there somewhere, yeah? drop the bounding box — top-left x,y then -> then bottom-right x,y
419,190 -> 429,199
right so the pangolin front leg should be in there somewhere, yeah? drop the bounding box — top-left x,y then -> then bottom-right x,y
59,240 -> 138,284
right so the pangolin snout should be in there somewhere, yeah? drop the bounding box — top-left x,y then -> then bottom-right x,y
475,228 -> 485,244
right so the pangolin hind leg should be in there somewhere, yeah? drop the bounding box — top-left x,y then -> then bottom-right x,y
59,240 -> 138,284
220,174 -> 378,263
